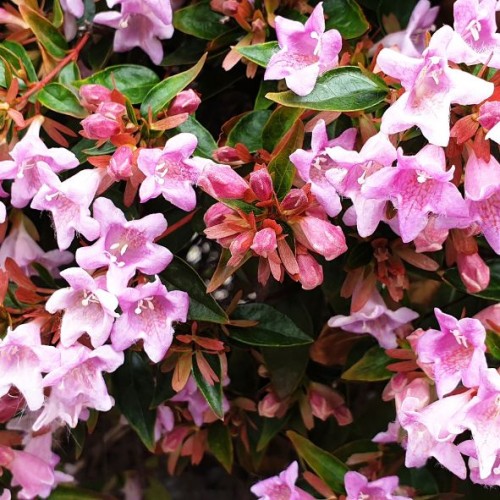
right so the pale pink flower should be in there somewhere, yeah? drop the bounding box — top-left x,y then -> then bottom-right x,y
154,405 -> 175,442
459,440 -> 500,486
308,382 -> 352,425
345,471 -> 411,500
478,100 -> 500,144
81,102 -> 126,140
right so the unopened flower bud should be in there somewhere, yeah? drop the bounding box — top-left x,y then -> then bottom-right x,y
251,228 -> 277,257
249,168 -> 274,201
109,146 -> 134,180
197,160 -> 249,199
168,89 -> 201,116
80,84 -> 113,110
457,252 -> 490,293
297,252 -> 323,290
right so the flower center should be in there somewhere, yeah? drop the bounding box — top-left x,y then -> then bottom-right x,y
155,160 -> 170,185
416,170 -> 431,183
451,328 -> 468,348
18,158 -> 37,179
134,297 -> 155,315
465,19 -> 482,42
107,241 -> 129,267
81,290 -> 100,307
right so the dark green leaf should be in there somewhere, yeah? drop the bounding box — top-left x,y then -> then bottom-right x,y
228,303 -> 313,347
75,65 -> 160,104
37,83 -> 87,118
192,354 -> 225,419
1,41 -> 37,82
161,256 -> 228,324
486,331 -> 500,360
287,431 -> 349,493
226,110 -> 272,152
346,241 -> 373,269
140,54 -> 207,117
219,198 -> 264,215
262,106 -> 303,152
237,41 -> 280,68
0,60 -> 7,87
174,1 -> 236,40
324,0 -> 370,39
377,0 -> 418,30
208,421 -> 233,472
256,416 -> 289,452
175,115 -> 217,159
342,345 -> 392,381
151,369 -> 175,407
161,37 -> 208,66
266,66 -> 388,111
112,352 -> 156,451
255,80 -> 277,110
58,61 -> 81,85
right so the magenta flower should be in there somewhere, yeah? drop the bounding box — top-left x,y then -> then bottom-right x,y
264,2 -> 342,96
250,461 -> 315,500
377,26 -> 494,146
111,277 -> 188,362
448,0 -> 500,68
0,322 -> 60,412
328,288 -> 418,348
75,197 -> 172,293
138,133 -> 202,210
0,118 -> 79,208
93,0 -> 174,65
33,344 -> 124,431
31,169 -> 102,250
372,0 -> 439,57
45,267 -> 119,348
290,120 -> 357,217
345,471 -> 411,500
361,145 -> 469,243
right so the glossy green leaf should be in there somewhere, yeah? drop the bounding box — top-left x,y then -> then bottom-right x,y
37,82 -> 87,118
174,1 -> 236,40
175,115 -> 217,158
161,256 -> 228,324
266,66 -> 388,111
228,303 -> 313,347
58,61 -> 81,85
1,40 -> 37,82
0,60 -> 7,88
486,331 -> 500,360
256,416 -> 289,452
342,345 -> 392,381
287,431 -> 349,493
112,352 -> 156,451
262,106 -> 304,152
226,110 -> 272,152
220,198 -> 264,215
52,0 -> 64,28
140,53 -> 206,117
192,354 -> 225,419
237,41 -> 280,68
267,120 -> 304,198
255,80 -> 277,110
76,65 -> 160,104
324,0 -> 370,39
208,421 -> 233,472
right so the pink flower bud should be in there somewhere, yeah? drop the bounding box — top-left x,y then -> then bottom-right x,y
249,168 -> 274,201
204,202 -> 233,227
168,89 -> 201,116
251,228 -> 277,257
474,304 -> 500,331
258,391 -> 287,419
79,84 -> 113,110
308,383 -> 352,425
109,146 -> 134,180
297,252 -> 323,290
197,161 -> 249,199
81,113 -> 120,140
213,146 -> 241,164
457,252 -> 490,293
97,101 -> 126,120
228,231 -> 254,266
280,188 -> 309,213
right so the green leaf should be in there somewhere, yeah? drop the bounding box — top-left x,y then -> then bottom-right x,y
161,256 -> 228,324
1,40 -> 37,82
324,0 -> 370,39
220,198 -> 264,215
112,352 -> 156,451
0,60 -> 7,88
228,303 -> 313,347
287,431 -> 349,493
175,115 -> 217,159
443,259 -> 500,301
58,61 -> 81,85
237,41 -> 280,68
37,82 -> 87,118
226,110 -> 272,152
255,80 -> 277,110
267,120 -> 304,198
161,37 -> 208,66
75,65 -> 160,104
262,106 -> 303,152
257,416 -> 289,451
174,1 -> 236,40
342,345 -> 392,381
141,54 -> 207,117
266,66 -> 388,111
20,6 -> 68,59
192,353 -> 225,419
486,331 -> 500,360
208,421 -> 233,472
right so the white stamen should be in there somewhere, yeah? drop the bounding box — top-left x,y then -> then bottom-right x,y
120,244 -> 128,255
110,243 -> 121,250
466,19 -> 482,41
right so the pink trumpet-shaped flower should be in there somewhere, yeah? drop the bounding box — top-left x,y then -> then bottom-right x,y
345,471 -> 411,500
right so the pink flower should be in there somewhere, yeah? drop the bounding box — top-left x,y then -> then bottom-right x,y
296,251 -> 323,290
154,405 -> 175,442
81,102 -> 126,140
459,440 -> 500,486
249,168 -> 274,202
75,197 -> 172,293
138,133 -> 202,210
197,160 -> 250,199
45,267 -> 119,348
79,84 -> 113,111
456,251 -> 491,293
251,461 -> 314,500
264,2 -> 342,96
308,382 -> 352,425
413,308 -> 487,398
251,228 -> 278,257
108,145 -> 134,180
479,100 -> 500,144
344,471 -> 411,500
111,277 -> 188,362
377,26 -> 494,146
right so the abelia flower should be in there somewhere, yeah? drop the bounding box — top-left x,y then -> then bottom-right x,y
93,0 -> 174,65
0,118 -> 79,207
258,390 -> 288,419
154,405 -> 175,442
478,100 -> 500,144
290,120 -> 357,217
328,288 -> 418,348
81,102 -> 126,141
250,461 -> 315,500
456,251 -> 491,293
111,277 -> 188,362
296,251 -> 323,290
362,145 -> 469,243
308,382 -> 352,425
33,344 -> 124,431
168,89 -> 201,116
75,197 -> 172,293
448,0 -> 500,68
108,145 -> 134,181
79,84 -> 113,111
249,168 -> 274,202
459,440 -> 500,486
372,0 -> 439,57
197,159 -> 250,199
31,169 -> 102,250
45,267 -> 119,348
344,471 -> 411,500
59,0 -> 84,39
0,322 -> 60,412
264,3 -> 342,96
138,133 -> 202,210
377,26 -> 494,146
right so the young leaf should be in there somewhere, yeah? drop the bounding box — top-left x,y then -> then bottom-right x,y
228,303 -> 313,347
192,353 -> 225,419
1,41 -> 38,82
323,0 -> 370,39
37,83 -> 87,118
140,53 -> 207,117
262,106 -> 304,152
175,115 -> 217,158
208,421 -> 233,472
237,41 -> 280,68
266,66 -> 388,111
342,345 -> 392,381
226,110 -> 272,152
